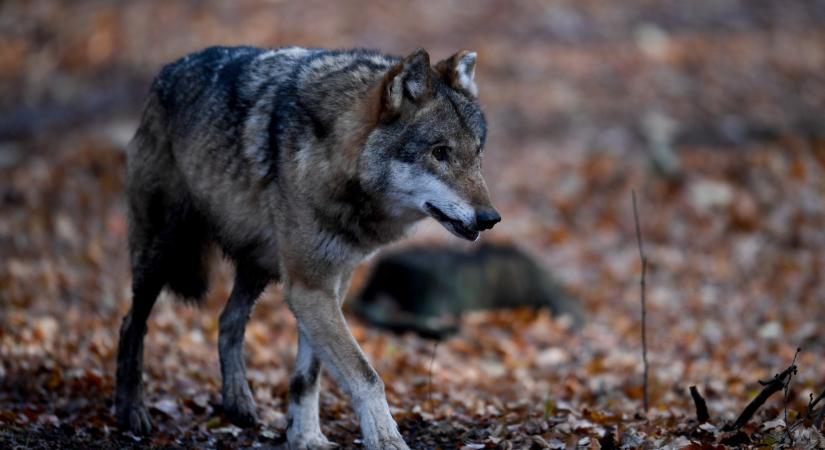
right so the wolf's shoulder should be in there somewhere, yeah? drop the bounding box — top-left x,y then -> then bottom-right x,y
294,48 -> 400,79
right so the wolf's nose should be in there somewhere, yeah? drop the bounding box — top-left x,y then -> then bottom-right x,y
475,208 -> 501,231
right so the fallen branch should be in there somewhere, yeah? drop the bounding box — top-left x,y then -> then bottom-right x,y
723,364 -> 797,432
632,190 -> 649,413
690,386 -> 710,423
783,348 -> 801,445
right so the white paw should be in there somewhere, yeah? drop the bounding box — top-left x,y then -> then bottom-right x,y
287,431 -> 339,450
366,435 -> 410,450
355,397 -> 410,450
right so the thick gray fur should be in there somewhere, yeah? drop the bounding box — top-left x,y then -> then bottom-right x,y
116,46 -> 499,450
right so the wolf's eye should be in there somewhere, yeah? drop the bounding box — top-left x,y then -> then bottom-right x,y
432,145 -> 450,162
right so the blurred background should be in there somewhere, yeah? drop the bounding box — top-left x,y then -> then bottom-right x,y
1,1 -> 825,448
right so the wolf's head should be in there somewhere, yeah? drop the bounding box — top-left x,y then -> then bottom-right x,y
360,49 -> 500,241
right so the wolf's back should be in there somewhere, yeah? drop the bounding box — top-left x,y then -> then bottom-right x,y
125,46 -> 318,301
151,47 -> 261,131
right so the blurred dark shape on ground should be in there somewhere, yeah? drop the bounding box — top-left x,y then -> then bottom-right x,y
352,244 -> 583,339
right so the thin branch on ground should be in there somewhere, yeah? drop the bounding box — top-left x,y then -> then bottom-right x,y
427,340 -> 439,412
632,190 -> 649,414
689,386 -> 710,423
783,348 -> 801,445
789,382 -> 825,433
723,363 -> 798,432
815,399 -> 825,430
807,389 -> 825,418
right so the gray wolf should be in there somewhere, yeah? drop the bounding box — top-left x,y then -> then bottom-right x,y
116,45 -> 500,450
352,244 -> 583,339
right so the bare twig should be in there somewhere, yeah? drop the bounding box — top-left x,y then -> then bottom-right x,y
723,363 -> 798,432
783,348 -> 801,445
802,385 -> 825,430
790,383 -> 825,432
632,190 -> 649,413
689,386 -> 710,423
427,340 -> 439,412
807,389 -> 825,418
815,399 -> 825,429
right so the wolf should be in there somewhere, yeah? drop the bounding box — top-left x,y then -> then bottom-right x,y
116,45 -> 500,450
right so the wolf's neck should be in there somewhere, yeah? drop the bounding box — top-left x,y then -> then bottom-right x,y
309,174 -> 407,250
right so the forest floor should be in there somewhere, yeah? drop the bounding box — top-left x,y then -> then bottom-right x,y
2,1 -> 825,448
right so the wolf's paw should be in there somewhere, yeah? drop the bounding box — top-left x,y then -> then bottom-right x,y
223,382 -> 259,428
287,433 -> 339,450
363,430 -> 410,450
369,436 -> 410,450
116,402 -> 153,435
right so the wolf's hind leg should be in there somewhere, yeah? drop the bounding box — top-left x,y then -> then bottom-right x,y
219,264 -> 270,427
286,331 -> 338,450
116,268 -> 163,435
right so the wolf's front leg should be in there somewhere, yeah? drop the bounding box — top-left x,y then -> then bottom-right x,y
286,281 -> 410,450
286,331 -> 338,450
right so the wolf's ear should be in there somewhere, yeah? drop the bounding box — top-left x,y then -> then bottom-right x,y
435,50 -> 478,97
383,49 -> 433,118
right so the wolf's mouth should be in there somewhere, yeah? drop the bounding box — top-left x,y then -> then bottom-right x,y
424,202 -> 479,241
